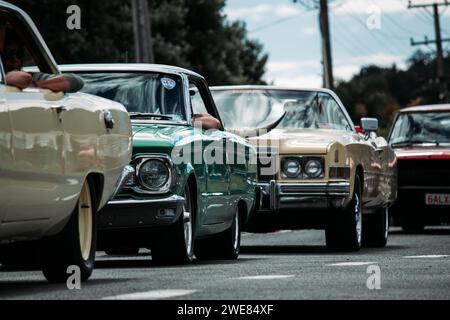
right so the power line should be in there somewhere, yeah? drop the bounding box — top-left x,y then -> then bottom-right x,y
249,14 -> 304,33
341,3 -> 411,57
409,0 -> 450,102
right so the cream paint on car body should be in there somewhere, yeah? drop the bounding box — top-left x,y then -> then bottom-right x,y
0,1 -> 133,242
211,85 -> 398,212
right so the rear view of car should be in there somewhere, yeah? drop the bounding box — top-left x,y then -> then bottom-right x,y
389,105 -> 450,232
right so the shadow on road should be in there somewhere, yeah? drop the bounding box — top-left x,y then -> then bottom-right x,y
241,245 -> 328,255
94,257 -> 265,269
389,227 -> 450,236
241,244 -> 410,255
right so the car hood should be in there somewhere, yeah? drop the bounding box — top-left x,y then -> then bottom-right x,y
394,146 -> 450,160
249,128 -> 353,154
132,121 -> 190,149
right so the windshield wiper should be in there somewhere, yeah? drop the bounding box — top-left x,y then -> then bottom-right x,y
391,140 -> 440,148
129,112 -> 173,120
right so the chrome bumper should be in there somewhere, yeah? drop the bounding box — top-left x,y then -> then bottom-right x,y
258,180 -> 351,211
110,165 -> 135,200
100,194 -> 185,229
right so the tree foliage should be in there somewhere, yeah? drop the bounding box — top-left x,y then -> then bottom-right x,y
9,0 -> 268,85
335,50 -> 450,135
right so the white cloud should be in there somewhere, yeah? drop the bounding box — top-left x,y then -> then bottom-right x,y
265,60 -> 322,88
266,53 -> 407,87
225,4 -> 304,22
334,53 -> 407,80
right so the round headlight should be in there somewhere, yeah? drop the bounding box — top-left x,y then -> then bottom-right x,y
138,159 -> 170,190
305,159 -> 323,178
283,158 -> 301,178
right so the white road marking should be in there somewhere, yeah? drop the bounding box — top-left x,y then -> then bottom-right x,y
235,275 -> 295,280
328,262 -> 377,266
103,289 -> 197,300
403,255 -> 449,259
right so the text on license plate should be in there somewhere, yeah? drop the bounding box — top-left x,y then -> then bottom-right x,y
425,194 -> 450,206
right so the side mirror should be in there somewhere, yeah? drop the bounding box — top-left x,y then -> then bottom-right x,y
361,118 -> 378,132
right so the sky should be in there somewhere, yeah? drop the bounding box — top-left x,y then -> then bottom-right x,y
224,0 -> 450,87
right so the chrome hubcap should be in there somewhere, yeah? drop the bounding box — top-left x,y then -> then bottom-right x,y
183,189 -> 193,256
78,182 -> 93,261
233,209 -> 240,252
384,208 -> 389,240
355,193 -> 362,246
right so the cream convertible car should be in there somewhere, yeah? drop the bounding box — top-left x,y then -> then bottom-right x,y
211,86 -> 397,251
0,2 -> 132,282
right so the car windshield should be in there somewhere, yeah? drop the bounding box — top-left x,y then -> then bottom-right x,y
390,111 -> 450,147
211,89 -> 352,131
79,72 -> 186,121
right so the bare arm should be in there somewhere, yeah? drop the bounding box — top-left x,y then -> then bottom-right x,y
5,71 -> 32,90
32,72 -> 84,93
192,113 -> 222,130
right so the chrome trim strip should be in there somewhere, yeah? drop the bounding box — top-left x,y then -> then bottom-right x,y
111,165 -> 135,200
269,180 -> 278,210
109,194 -> 185,205
399,186 -> 450,190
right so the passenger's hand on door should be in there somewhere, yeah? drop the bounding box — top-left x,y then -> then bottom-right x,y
5,71 -> 32,90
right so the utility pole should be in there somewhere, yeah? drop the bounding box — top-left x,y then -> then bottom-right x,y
409,1 -> 450,102
294,0 -> 334,90
131,0 -> 155,63
319,0 -> 334,90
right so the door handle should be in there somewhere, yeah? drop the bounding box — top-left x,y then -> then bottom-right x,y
104,111 -> 115,129
52,106 -> 67,114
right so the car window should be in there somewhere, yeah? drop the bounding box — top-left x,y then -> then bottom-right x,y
212,89 -> 352,131
317,93 -> 352,131
80,72 -> 187,121
189,82 -> 208,114
0,14 -> 52,77
390,112 -> 450,145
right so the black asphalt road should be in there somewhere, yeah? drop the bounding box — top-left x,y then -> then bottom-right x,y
0,227 -> 449,300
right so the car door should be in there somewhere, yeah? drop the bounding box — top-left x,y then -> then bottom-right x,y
321,92 -> 381,208
3,86 -> 65,223
369,134 -> 392,207
0,13 -> 65,224
189,78 -> 232,225
0,76 -> 13,224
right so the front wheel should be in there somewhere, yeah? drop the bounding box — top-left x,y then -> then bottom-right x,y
151,185 -> 194,265
195,206 -> 241,260
326,175 -> 363,252
362,207 -> 389,247
41,178 -> 97,283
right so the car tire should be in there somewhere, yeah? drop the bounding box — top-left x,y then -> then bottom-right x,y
195,206 -> 241,260
362,207 -> 389,247
151,185 -> 194,265
326,174 -> 363,252
104,246 -> 140,255
41,177 -> 97,283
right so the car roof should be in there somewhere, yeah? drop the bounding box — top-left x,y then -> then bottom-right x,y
399,104 -> 450,113
210,85 -> 334,95
58,63 -> 204,79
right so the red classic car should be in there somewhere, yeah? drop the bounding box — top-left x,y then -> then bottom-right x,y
388,104 -> 450,232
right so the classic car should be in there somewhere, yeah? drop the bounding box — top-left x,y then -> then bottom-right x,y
0,2 -> 132,282
59,64 -> 259,264
211,86 -> 398,251
388,104 -> 450,232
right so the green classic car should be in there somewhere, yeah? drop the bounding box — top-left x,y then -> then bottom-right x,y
59,64 -> 259,264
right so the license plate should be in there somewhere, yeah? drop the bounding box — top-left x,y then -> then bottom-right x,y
425,194 -> 450,206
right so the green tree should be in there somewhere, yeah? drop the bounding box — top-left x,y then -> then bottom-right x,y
9,0 -> 268,85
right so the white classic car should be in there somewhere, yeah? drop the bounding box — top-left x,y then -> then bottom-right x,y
0,2 -> 132,282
